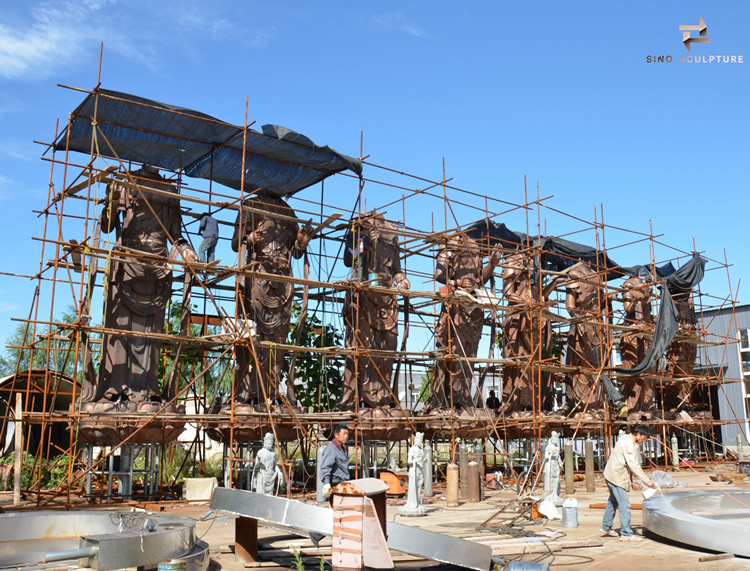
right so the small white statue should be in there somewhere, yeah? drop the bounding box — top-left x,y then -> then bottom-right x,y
542,431 -> 563,506
252,432 -> 285,495
399,432 -> 427,516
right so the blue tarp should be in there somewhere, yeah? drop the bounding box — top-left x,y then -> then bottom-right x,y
56,89 -> 362,197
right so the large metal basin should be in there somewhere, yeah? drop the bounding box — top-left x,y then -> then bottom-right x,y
643,490 -> 750,556
0,510 -> 209,570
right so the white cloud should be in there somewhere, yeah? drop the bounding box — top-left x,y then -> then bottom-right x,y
168,4 -> 270,48
0,0 -> 120,80
175,10 -> 234,39
373,13 -> 428,39
0,1 -> 274,80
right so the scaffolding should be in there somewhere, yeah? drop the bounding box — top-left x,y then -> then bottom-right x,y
0,64 -> 744,506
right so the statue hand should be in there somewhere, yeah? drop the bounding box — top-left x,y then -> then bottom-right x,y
394,273 -> 410,290
246,229 -> 261,246
296,220 -> 315,250
367,226 -> 380,244
106,182 -> 122,203
183,247 -> 199,264
175,239 -> 199,263
489,245 -> 502,265
169,238 -> 198,264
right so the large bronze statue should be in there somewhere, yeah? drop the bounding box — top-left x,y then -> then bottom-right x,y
501,252 -> 559,417
231,191 -> 313,408
564,263 -> 610,419
425,233 -> 500,413
337,213 -> 410,410
83,165 -> 196,404
662,289 -> 697,416
619,274 -> 655,419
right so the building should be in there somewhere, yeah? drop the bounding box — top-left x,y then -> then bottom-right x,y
700,304 -> 750,447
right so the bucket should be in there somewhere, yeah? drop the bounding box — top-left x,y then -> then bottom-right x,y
561,498 -> 578,528
157,564 -> 186,571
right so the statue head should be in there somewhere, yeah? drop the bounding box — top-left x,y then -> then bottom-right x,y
263,432 -> 275,450
414,432 -> 424,446
568,260 -> 598,282
549,431 -> 559,447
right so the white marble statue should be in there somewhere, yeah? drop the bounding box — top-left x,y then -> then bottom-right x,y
252,432 -> 285,495
542,431 -> 563,506
399,432 -> 427,516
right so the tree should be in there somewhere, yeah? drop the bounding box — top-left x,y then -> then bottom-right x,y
0,307 -> 81,378
159,301 -> 232,401
416,368 -> 434,403
283,303 -> 344,412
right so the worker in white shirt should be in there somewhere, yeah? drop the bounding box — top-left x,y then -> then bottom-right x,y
601,425 -> 656,541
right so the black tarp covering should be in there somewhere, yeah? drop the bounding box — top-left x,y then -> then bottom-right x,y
616,252 -> 706,376
56,89 -> 362,197
465,220 -> 708,380
465,220 -> 678,280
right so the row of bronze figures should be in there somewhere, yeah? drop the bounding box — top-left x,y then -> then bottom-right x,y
76,167 -> 705,430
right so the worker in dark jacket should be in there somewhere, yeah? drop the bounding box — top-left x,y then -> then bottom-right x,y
320,424 -> 350,500
197,211 -> 219,264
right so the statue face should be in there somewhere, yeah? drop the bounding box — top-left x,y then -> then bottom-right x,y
263,433 -> 274,449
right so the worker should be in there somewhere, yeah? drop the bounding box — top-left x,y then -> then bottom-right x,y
320,424 -> 351,502
485,389 -> 500,412
601,425 -> 656,541
197,211 -> 219,264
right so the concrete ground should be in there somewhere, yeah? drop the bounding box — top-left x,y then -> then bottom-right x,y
174,464 -> 750,570
1,465 -> 748,569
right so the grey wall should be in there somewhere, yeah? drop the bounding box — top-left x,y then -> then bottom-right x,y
701,305 -> 749,446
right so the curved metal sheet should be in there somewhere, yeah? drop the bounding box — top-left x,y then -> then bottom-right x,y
210,487 -> 491,571
643,490 -> 750,556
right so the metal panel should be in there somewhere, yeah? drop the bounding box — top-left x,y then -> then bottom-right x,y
643,490 -> 750,556
82,527 -> 193,571
387,521 -> 492,571
210,488 -> 491,571
703,306 -> 750,444
210,487 -> 333,536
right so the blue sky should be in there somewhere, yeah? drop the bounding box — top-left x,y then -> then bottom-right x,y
0,1 -> 748,346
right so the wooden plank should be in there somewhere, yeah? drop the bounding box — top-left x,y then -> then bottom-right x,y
56,166 -> 119,201
236,516 -> 259,563
486,538 -> 603,556
698,553 -> 735,562
589,503 -> 643,510
189,313 -> 224,327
